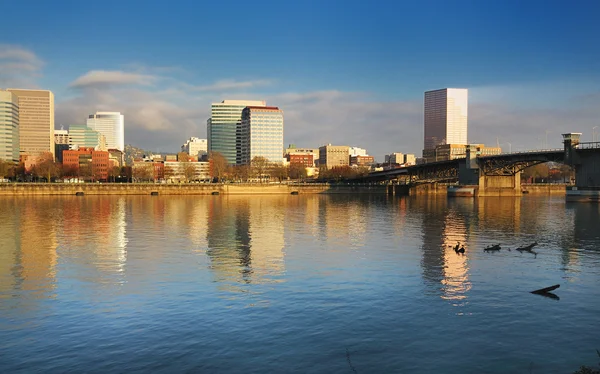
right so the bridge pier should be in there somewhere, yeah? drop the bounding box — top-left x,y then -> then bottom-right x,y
478,171 -> 522,197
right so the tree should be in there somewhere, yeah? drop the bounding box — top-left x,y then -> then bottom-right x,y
209,151 -> 227,182
271,163 -> 288,182
522,162 -> 549,183
183,162 -> 196,182
133,163 -> 153,182
0,159 -> 14,179
108,166 -> 121,182
289,164 -> 308,180
231,164 -> 250,182
33,152 -> 58,182
79,162 -> 93,182
251,156 -> 270,182
121,166 -> 133,183
177,151 -> 190,162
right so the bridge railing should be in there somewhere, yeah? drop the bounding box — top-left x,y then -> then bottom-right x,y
495,148 -> 563,156
575,141 -> 600,150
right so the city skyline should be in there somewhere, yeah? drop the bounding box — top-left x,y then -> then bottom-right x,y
0,1 -> 598,161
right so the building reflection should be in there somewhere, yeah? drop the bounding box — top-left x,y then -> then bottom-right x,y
0,198 -> 58,304
316,195 -> 370,247
562,203 -> 600,267
476,197 -> 521,234
206,196 -> 287,289
61,197 -> 127,283
418,197 -> 471,301
0,199 -> 22,299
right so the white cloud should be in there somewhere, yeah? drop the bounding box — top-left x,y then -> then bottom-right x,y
0,44 -> 44,87
69,70 -> 158,89
192,79 -> 273,91
54,63 -> 600,161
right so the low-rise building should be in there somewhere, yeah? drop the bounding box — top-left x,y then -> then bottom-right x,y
164,161 -> 210,182
404,154 -> 416,165
350,155 -> 375,167
181,137 -> 208,160
285,146 -> 319,167
63,147 -> 109,181
349,147 -> 367,157
288,153 -> 314,168
108,149 -> 124,168
422,144 -> 501,163
319,144 -> 350,169
385,153 -> 404,165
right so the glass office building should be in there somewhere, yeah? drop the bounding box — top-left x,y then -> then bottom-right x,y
207,100 -> 266,165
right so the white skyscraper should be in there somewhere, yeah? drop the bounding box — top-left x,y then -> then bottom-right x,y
424,88 -> 468,151
87,112 -> 124,151
239,106 -> 284,165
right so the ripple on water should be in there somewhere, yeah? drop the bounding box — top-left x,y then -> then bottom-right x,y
0,195 -> 599,373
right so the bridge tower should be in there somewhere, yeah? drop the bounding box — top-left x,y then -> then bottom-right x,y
562,132 -> 581,166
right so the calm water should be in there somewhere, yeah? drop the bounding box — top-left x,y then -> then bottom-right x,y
0,195 -> 599,373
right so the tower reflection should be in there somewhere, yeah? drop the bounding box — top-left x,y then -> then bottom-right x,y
206,196 -> 286,289
418,197 -> 472,301
0,197 -> 58,304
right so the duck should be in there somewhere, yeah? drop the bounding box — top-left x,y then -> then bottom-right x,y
453,242 -> 461,252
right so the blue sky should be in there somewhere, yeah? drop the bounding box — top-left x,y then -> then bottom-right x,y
1,0 -> 599,159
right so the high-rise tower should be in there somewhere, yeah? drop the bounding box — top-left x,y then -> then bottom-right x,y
423,88 -> 468,151
7,89 -> 54,158
207,100 -> 266,164
239,106 -> 284,165
87,112 -> 124,151
0,90 -> 20,162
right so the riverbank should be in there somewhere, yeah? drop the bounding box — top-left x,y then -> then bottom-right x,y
0,183 -> 388,195
0,182 -> 569,196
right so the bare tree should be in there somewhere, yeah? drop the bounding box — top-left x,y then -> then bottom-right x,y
209,151 -> 227,182
34,152 -> 59,183
133,163 -> 153,182
271,163 -> 288,182
183,162 -> 196,182
251,156 -> 270,182
108,166 -> 121,182
289,163 -> 308,180
79,162 -> 92,182
0,159 -> 14,179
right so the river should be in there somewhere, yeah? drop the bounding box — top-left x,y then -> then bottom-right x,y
0,195 -> 599,373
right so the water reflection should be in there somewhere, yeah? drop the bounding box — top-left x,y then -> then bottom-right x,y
61,197 -> 127,282
417,197 -> 472,301
1,194 -> 598,304
206,196 -> 286,289
0,198 -> 58,304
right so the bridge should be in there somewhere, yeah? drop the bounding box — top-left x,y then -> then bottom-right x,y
360,133 -> 600,200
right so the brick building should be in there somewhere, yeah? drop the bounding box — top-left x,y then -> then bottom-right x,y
350,155 -> 375,167
63,147 -> 109,181
288,153 -> 314,168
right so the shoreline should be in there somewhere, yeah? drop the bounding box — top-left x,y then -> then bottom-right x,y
0,182 -> 568,196
0,182 -> 388,196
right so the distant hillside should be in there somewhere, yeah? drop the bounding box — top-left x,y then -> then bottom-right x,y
124,144 -> 154,166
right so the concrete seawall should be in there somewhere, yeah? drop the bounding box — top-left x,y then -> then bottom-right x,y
0,183 -> 388,196
388,183 -> 568,197
520,184 -> 567,195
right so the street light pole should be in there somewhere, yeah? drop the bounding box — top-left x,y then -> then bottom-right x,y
593,126 -> 598,143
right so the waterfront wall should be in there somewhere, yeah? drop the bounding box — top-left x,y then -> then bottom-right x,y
0,183 -> 568,196
521,184 -> 567,195
0,183 -> 388,196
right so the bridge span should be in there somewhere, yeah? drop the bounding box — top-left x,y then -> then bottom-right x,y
359,133 -> 600,200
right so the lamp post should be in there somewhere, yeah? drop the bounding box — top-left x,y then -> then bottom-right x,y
545,130 -> 551,149
593,126 -> 598,143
